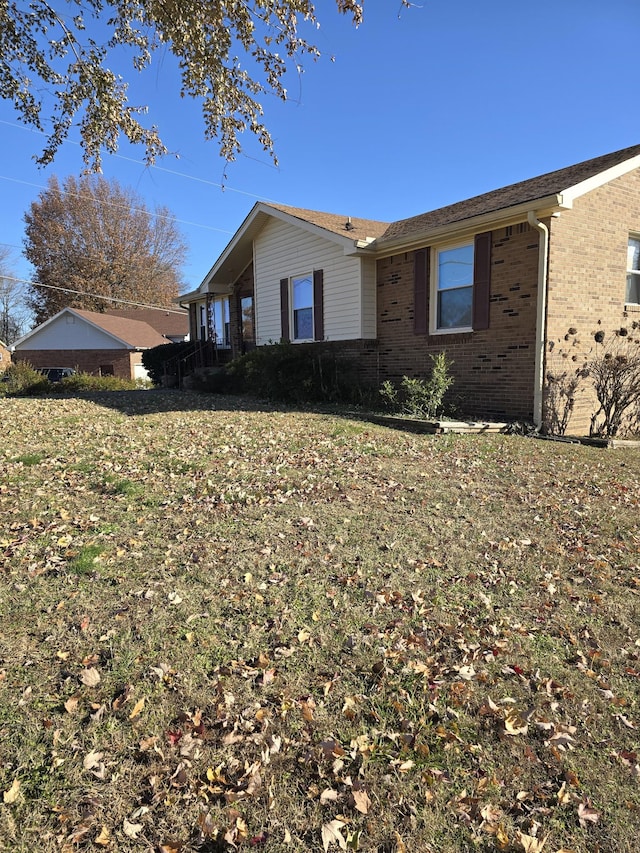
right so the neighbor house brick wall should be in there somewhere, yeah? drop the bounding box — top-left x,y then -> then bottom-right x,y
545,168 -> 640,434
14,349 -> 138,379
374,224 -> 540,420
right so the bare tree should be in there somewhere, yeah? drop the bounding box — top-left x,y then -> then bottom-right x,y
24,175 -> 187,324
0,247 -> 27,343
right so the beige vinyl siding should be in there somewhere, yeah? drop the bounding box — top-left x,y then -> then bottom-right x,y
254,217 -> 366,344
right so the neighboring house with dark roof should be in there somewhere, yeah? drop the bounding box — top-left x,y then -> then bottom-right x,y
0,340 -> 10,372
180,144 -> 640,433
12,307 -> 172,380
103,307 -> 189,343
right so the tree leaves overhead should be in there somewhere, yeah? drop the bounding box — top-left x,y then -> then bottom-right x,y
0,1 -> 394,170
23,174 -> 186,322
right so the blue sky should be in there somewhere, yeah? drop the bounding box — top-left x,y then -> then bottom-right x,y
1,0 -> 639,323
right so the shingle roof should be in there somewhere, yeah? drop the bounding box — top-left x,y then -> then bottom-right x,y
380,144 -> 640,243
104,307 -> 188,337
71,309 -> 168,348
265,203 -> 390,241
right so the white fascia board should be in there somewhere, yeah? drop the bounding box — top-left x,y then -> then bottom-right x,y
262,204 -> 359,251
561,154 -> 640,205
374,195 -> 567,257
201,202 -> 359,292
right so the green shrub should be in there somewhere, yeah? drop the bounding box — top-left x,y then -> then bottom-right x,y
224,342 -> 361,404
378,352 -> 454,419
1,361 -> 50,396
142,342 -> 194,386
51,372 -> 139,392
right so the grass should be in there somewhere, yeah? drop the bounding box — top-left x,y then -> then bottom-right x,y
0,391 -> 639,853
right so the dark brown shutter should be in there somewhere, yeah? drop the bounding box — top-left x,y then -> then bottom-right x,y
280,278 -> 290,342
414,249 -> 428,334
472,231 -> 492,331
313,269 -> 324,341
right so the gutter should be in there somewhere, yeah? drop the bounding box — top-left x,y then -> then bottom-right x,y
527,211 -> 550,429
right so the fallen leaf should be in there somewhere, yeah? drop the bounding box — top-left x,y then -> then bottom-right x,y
320,788 -> 339,805
352,789 -> 371,815
123,819 -> 144,839
577,801 -> 600,828
394,831 -> 407,853
94,825 -> 110,846
517,831 -> 547,852
80,667 -> 101,687
129,697 -> 145,719
64,696 -> 80,714
322,819 -> 348,851
496,825 -> 509,849
83,749 -> 104,771
504,709 -> 529,736
3,779 -> 20,804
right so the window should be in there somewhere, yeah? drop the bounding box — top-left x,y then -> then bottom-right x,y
626,237 -> 640,304
435,242 -> 474,331
292,274 -> 313,340
211,297 -> 230,347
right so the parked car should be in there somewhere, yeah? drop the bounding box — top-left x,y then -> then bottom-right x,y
37,368 -> 76,382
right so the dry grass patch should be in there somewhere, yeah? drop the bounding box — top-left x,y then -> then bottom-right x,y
0,391 -> 639,853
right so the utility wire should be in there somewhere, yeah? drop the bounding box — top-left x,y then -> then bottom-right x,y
2,274 -> 187,314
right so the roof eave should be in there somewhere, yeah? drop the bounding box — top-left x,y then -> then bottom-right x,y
375,194 -> 568,255
200,202 -> 371,292
561,153 -> 640,204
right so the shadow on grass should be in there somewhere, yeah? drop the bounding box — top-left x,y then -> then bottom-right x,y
50,388 -> 356,420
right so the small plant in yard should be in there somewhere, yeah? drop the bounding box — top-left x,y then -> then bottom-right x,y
1,361 -> 49,396
586,325 -> 640,437
379,351 -> 454,419
52,372 -> 140,392
543,330 -> 586,435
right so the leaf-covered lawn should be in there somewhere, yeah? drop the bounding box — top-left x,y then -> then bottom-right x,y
0,391 -> 639,853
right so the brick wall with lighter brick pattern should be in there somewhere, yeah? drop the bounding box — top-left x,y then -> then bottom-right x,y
546,168 -> 640,434
375,225 -> 540,420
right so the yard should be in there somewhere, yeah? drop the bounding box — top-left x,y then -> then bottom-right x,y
0,391 -> 639,853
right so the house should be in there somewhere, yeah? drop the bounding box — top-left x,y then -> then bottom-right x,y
0,340 -> 10,372
11,307 -> 184,381
180,144 -> 640,434
103,308 -> 189,343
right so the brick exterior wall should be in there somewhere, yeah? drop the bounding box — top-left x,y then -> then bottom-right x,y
374,224 -> 540,420
230,263 -> 255,357
545,169 -> 640,435
14,349 -> 139,379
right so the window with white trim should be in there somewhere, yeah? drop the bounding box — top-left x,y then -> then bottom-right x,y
626,237 -> 640,305
434,242 -> 474,331
291,274 -> 313,340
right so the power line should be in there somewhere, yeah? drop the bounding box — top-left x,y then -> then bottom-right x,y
0,117 -> 281,204
2,274 -> 187,314
0,173 -> 235,236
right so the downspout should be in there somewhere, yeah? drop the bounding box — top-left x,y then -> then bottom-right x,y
527,211 -> 549,430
